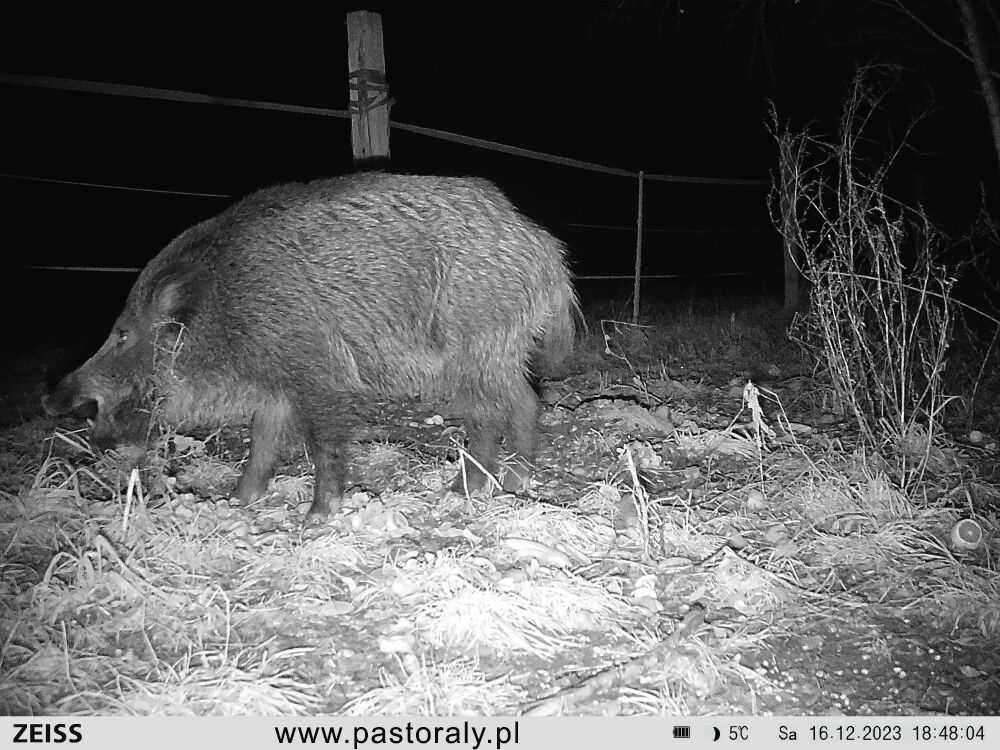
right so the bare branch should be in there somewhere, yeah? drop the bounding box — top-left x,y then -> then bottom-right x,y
956,0 -> 1000,169
880,0 -> 1000,80
883,0 -> 970,60
981,0 -> 1000,39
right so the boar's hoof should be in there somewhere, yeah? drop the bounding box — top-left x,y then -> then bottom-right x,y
305,497 -> 339,523
233,474 -> 270,505
305,483 -> 346,519
448,465 -> 491,495
500,460 -> 532,494
305,504 -> 328,521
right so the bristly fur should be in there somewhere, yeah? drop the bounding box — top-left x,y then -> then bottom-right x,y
44,173 -> 579,518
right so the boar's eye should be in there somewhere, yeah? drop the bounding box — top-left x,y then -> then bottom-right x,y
115,328 -> 130,346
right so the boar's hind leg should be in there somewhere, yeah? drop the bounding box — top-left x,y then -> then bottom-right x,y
234,397 -> 294,504
450,376 -> 539,495
449,416 -> 499,493
299,393 -> 352,519
502,377 -> 539,493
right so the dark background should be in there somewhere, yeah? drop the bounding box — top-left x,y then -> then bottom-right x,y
0,2 -> 995,370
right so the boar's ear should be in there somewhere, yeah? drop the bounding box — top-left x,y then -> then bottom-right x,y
150,262 -> 206,326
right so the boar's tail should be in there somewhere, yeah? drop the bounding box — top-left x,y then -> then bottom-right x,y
531,282 -> 583,378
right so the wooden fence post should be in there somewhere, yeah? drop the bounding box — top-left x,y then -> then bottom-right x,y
347,11 -> 391,165
632,171 -> 645,324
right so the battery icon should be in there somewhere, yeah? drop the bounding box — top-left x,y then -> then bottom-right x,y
673,726 -> 691,739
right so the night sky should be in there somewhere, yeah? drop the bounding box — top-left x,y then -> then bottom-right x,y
1,2 -> 995,356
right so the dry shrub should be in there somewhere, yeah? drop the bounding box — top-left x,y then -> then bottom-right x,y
770,68 -> 960,488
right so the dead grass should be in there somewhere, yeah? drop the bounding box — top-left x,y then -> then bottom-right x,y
3,317 -> 998,715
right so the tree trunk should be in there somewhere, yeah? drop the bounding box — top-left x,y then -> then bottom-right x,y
956,0 -> 1000,173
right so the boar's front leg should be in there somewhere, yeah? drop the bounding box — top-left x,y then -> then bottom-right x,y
234,396 -> 293,503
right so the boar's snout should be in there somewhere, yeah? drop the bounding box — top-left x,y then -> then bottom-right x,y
43,370 -> 149,451
42,374 -> 100,420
